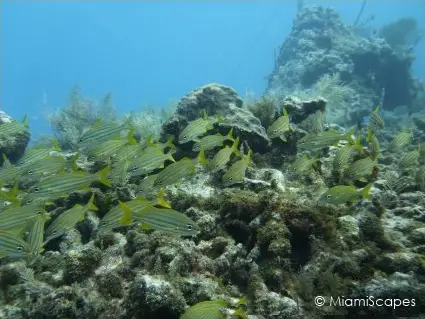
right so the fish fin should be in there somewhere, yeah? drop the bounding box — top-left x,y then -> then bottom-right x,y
118,201 -> 133,225
360,183 -> 372,200
156,188 -> 171,208
87,194 -> 98,211
233,307 -> 248,319
140,223 -> 153,230
167,149 -> 176,162
202,109 -> 208,120
357,177 -> 368,183
231,137 -> 241,157
197,147 -> 209,166
280,135 -> 287,142
227,127 -> 235,142
98,165 -> 111,187
282,107 -> 288,116
70,153 -> 80,171
51,138 -> 61,151
127,129 -> 137,145
146,135 -> 155,147
245,149 -> 252,167
22,115 -> 29,127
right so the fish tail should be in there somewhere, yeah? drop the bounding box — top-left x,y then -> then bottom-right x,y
70,153 -> 80,171
167,149 -> 176,163
97,165 -> 111,187
360,183 -> 372,200
234,307 -> 248,319
227,127 -> 235,142
127,129 -> 137,145
146,135 -> 155,147
118,201 -> 133,225
87,193 -> 98,211
197,147 -> 209,166
156,188 -> 171,208
232,136 -> 241,157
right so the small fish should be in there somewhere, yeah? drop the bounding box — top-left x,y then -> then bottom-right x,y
109,160 -> 131,186
129,149 -> 175,176
119,204 -> 199,237
366,129 -> 380,160
297,128 -> 355,151
211,137 -> 240,171
26,165 -> 110,201
0,203 -> 46,234
344,157 -> 376,182
88,130 -> 137,161
0,117 -> 29,137
333,145 -> 356,172
27,211 -> 50,257
222,149 -> 252,185
78,118 -> 132,150
154,149 -> 208,188
144,135 -> 175,153
137,173 -> 159,194
319,184 -> 372,205
179,111 -> 218,144
44,194 -> 97,244
389,131 -> 412,151
300,110 -> 323,135
416,164 -> 425,191
292,154 -> 319,175
180,299 -> 228,319
0,155 -> 22,186
22,155 -> 67,180
18,143 -> 60,168
267,107 -> 290,141
111,144 -> 143,164
0,230 -> 30,260
369,106 -> 384,130
400,149 -> 419,167
192,127 -> 235,152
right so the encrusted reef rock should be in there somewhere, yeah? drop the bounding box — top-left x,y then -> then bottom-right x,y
0,111 -> 30,165
267,5 -> 420,112
161,83 -> 271,153
281,96 -> 327,124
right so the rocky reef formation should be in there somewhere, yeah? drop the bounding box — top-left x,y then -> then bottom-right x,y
0,111 -> 30,165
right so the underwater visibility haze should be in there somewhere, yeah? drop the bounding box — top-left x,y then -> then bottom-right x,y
0,1 -> 425,318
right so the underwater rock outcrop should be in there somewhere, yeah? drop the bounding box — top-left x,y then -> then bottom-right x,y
0,111 -> 30,165
161,83 -> 271,153
267,5 -> 421,115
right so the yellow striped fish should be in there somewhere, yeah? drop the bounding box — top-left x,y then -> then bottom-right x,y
0,230 -> 30,260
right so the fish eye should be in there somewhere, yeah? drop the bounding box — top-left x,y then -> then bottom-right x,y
301,141 -> 305,144
79,138 -> 83,143
17,246 -> 23,251
327,195 -> 332,199
187,224 -> 193,231
273,129 -> 277,133
350,172 -> 354,177
52,229 -> 57,234
37,211 -> 42,215
28,170 -> 33,175
34,187 -> 40,192
229,177 -> 233,181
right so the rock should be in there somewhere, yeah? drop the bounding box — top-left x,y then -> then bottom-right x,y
161,83 -> 270,153
281,96 -> 327,124
0,111 -> 30,165
376,252 -> 425,274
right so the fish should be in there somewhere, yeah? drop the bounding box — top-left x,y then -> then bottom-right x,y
27,211 -> 50,257
389,131 -> 412,151
0,117 -> 29,137
18,142 -> 60,167
98,190 -> 170,232
222,149 -> 252,185
344,157 -> 376,182
192,127 -> 235,152
77,118 -> 132,150
369,106 -> 384,130
129,149 -> 175,176
109,159 -> 131,186
319,184 -> 372,205
0,203 -> 47,234
22,155 -> 67,180
180,299 -> 228,319
267,107 -> 290,141
292,154 -> 319,175
416,164 -> 425,191
366,129 -> 380,160
0,230 -> 30,260
0,155 -> 22,186
119,204 -> 199,237
297,128 -> 355,151
111,144 -> 143,164
88,130 -> 137,161
25,165 -> 111,202
44,194 -> 97,244
154,149 -> 208,188
137,173 -> 159,194
144,135 -> 175,153
178,111 -> 218,144
210,137 -> 240,171
333,145 -> 356,173
400,149 -> 419,167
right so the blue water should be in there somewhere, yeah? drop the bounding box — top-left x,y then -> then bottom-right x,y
1,1 -> 423,139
